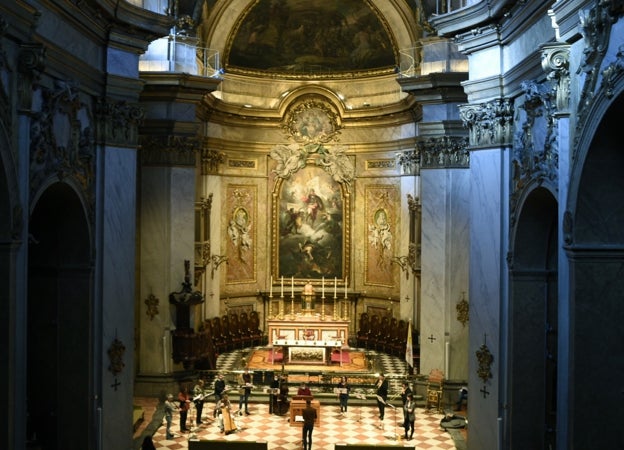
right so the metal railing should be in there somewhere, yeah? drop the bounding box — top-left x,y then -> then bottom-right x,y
398,40 -> 468,78
124,0 -> 168,15
432,0 -> 470,15
139,36 -> 221,77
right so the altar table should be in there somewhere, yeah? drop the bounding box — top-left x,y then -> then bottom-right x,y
271,339 -> 343,365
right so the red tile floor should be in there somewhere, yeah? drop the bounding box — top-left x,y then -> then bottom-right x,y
134,397 -> 465,450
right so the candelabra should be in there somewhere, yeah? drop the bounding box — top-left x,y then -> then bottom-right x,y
290,293 -> 295,319
333,293 -> 338,321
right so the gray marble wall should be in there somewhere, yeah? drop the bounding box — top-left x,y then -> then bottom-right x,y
420,167 -> 470,381
467,147 -> 508,450
139,166 -> 196,375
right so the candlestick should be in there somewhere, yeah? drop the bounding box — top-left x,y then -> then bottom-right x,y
334,277 -> 337,298
322,276 -> 325,298
344,276 -> 348,298
281,276 -> 284,298
269,275 -> 273,297
291,276 -> 294,297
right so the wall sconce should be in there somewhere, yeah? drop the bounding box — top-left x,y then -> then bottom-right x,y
391,243 -> 419,280
210,254 -> 228,279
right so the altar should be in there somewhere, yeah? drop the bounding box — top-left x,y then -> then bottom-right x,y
267,317 -> 349,346
271,339 -> 343,365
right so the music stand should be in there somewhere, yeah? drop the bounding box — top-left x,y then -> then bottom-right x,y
385,402 -> 400,441
354,391 -> 366,422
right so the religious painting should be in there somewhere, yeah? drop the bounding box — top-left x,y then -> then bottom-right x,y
226,184 -> 257,283
226,0 -> 396,75
273,164 -> 348,280
365,184 -> 398,286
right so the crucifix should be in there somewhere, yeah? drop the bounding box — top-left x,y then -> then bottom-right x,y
111,378 -> 121,391
427,334 -> 436,343
480,385 -> 490,398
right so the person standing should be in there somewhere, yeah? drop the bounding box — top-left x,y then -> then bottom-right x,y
337,376 -> 350,415
164,393 -> 178,440
400,381 -> 412,427
302,399 -> 317,450
214,373 -> 226,417
238,369 -> 252,415
192,379 -> 206,425
178,386 -> 191,432
403,393 -> 416,440
269,373 -> 280,414
375,373 -> 389,428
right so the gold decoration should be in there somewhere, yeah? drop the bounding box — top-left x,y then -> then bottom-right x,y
108,337 -> 126,376
476,337 -> 494,383
144,293 -> 159,320
456,292 -> 469,327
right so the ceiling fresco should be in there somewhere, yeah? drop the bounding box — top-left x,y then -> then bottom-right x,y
225,0 -> 397,75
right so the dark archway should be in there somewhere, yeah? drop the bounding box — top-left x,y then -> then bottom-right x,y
509,186 -> 558,450
569,93 -> 624,449
27,182 -> 93,450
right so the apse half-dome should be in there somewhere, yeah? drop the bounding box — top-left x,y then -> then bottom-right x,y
225,0 -> 397,76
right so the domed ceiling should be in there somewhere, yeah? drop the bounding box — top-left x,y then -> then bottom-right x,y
225,0 -> 397,75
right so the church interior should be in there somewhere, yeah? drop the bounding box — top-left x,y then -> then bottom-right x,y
1,1 -> 624,449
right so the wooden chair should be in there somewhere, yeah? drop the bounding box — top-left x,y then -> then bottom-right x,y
425,368 -> 445,413
248,311 -> 263,346
356,313 -> 370,348
238,312 -> 253,348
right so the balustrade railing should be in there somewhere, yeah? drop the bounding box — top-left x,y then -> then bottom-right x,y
139,36 -> 221,77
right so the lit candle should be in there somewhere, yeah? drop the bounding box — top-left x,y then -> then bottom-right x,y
269,275 -> 273,297
322,276 -> 325,297
291,276 -> 294,297
345,277 -> 348,298
334,277 -> 337,298
281,276 -> 284,297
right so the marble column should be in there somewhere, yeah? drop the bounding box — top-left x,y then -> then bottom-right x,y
139,162 -> 196,376
420,166 -> 470,379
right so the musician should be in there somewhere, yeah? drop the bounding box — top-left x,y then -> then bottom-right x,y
213,373 -> 226,418
269,374 -> 280,414
216,393 -> 235,434
297,382 -> 312,397
177,386 -> 191,432
336,376 -> 350,415
375,373 -> 389,426
164,393 -> 178,440
399,381 -> 412,429
276,375 -> 290,416
192,379 -> 206,425
403,393 -> 416,440
302,399 -> 317,450
238,369 -> 252,415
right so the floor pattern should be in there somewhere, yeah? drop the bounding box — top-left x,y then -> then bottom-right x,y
134,348 -> 466,449
137,399 -> 458,450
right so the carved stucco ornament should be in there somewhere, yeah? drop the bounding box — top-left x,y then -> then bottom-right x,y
144,293 -> 159,320
272,99 -> 354,189
476,338 -> 494,384
459,98 -> 513,148
456,292 -> 469,327
107,337 -> 126,376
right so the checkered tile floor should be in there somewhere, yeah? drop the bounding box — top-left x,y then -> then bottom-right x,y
139,399 -> 458,450
134,348 -> 463,449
